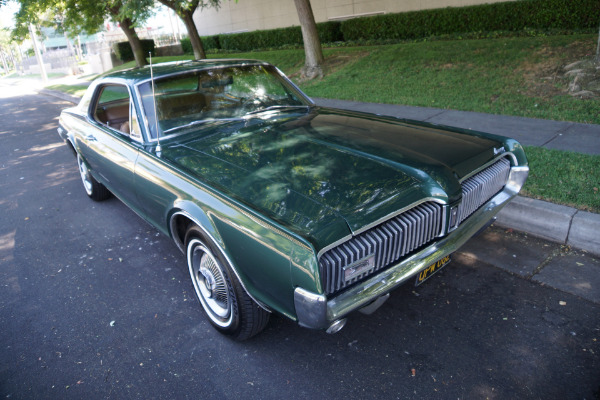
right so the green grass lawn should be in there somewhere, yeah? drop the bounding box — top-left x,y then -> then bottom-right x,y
99,34 -> 599,125
522,147 -> 600,213
45,83 -> 89,98
219,34 -> 599,125
3,71 -> 69,80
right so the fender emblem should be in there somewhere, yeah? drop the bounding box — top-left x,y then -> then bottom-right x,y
493,147 -> 505,155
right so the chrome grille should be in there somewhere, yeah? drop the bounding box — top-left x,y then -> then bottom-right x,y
456,157 -> 511,225
319,202 -> 443,295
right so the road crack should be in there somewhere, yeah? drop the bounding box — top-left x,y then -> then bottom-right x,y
527,244 -> 571,279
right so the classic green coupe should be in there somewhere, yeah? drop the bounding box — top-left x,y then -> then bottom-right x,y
58,60 -> 528,340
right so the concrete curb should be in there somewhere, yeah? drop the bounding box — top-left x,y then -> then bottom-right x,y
568,211 -> 600,255
39,88 -> 600,256
39,89 -> 81,105
495,196 -> 576,243
495,197 -> 600,256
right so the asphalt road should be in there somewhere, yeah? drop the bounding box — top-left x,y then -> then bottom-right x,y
1,83 -> 599,399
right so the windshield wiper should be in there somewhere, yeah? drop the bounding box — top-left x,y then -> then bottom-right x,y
244,105 -> 312,116
163,118 -> 245,134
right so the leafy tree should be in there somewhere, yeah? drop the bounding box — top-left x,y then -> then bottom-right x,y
157,0 -> 219,60
105,0 -> 154,67
12,0 -> 154,67
293,0 -> 323,80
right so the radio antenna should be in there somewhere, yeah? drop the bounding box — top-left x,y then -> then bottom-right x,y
149,52 -> 161,153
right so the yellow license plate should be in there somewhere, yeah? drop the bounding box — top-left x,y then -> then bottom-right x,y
415,255 -> 451,286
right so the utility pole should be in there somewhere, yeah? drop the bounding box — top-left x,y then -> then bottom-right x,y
76,36 -> 83,60
166,7 -> 177,42
174,9 -> 181,40
28,23 -> 48,84
0,50 -> 9,75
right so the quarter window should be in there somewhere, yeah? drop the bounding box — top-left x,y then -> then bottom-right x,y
93,85 -> 135,137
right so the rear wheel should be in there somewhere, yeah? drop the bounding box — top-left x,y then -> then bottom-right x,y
77,154 -> 110,201
185,226 -> 269,340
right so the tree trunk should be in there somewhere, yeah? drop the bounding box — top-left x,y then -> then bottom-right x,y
119,17 -> 147,67
181,9 -> 206,59
293,0 -> 324,80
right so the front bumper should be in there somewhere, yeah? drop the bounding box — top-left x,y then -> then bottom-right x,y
294,166 -> 529,330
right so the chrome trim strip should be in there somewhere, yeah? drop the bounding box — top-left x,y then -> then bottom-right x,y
294,166 -> 529,329
352,197 -> 446,237
315,234 -> 353,259
169,210 -> 272,313
316,197 -> 446,259
273,66 -> 315,106
459,152 -> 517,183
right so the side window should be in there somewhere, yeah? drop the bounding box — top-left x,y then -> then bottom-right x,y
93,85 -> 135,138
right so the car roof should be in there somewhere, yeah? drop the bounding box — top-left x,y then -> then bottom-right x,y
100,59 -> 271,85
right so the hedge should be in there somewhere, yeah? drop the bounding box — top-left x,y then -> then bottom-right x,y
180,35 -> 221,55
340,0 -> 600,42
112,39 -> 155,63
177,0 -> 598,54
218,21 -> 343,52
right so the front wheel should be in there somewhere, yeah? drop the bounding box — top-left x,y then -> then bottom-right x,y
77,154 -> 110,201
185,226 -> 269,340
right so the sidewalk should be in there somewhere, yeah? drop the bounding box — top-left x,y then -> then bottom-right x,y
313,98 -> 600,156
38,88 -> 600,256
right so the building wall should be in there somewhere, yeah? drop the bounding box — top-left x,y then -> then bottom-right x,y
193,0 -> 517,36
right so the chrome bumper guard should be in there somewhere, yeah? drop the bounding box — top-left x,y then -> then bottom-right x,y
294,166 -> 529,330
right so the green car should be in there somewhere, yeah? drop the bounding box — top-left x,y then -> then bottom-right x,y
58,60 -> 528,340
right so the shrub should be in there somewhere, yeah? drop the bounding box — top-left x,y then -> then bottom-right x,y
218,21 -> 342,51
340,0 -> 600,42
180,35 -> 221,55
202,35 -> 221,51
317,21 -> 344,43
180,37 -> 192,54
112,39 -> 155,63
179,0 -> 598,54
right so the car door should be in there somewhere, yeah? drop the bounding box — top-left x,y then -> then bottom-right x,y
78,83 -> 142,213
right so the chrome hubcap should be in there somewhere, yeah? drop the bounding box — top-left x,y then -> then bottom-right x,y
77,155 -> 93,195
188,240 -> 232,327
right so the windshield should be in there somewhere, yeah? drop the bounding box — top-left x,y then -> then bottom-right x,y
138,64 -> 311,139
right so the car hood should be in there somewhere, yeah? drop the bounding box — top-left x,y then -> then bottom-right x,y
161,108 -> 507,251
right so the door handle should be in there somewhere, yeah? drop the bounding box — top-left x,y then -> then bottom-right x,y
85,134 -> 97,142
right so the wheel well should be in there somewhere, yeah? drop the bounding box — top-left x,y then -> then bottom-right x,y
169,210 -> 272,315
65,139 -> 77,157
170,213 -> 194,252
